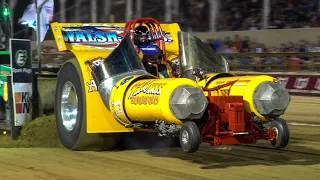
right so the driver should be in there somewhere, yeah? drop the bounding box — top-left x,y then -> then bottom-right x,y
134,25 -> 151,46
134,25 -> 170,78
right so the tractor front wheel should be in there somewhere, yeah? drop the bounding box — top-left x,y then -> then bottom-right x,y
269,118 -> 290,149
179,121 -> 200,153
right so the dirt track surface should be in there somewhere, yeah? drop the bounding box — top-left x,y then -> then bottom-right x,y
1,96 -> 320,180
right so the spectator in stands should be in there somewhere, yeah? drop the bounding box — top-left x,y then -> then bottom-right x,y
241,36 -> 250,52
269,0 -> 319,29
216,38 -> 224,51
233,34 -> 242,51
263,46 -> 283,70
216,0 -> 320,31
308,42 -> 320,66
218,0 -> 263,31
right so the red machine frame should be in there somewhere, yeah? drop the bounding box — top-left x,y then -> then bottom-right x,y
134,80 -> 276,147
201,82 -> 276,146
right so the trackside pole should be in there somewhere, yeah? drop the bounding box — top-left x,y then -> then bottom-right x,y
6,75 -> 20,139
36,0 -> 49,74
126,0 -> 132,21
32,0 -> 48,120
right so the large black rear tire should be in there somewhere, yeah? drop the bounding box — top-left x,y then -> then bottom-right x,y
55,59 -> 120,150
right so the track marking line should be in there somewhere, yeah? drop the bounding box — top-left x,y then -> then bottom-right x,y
288,122 -> 320,127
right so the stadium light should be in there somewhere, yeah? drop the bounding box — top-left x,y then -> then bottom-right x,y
3,7 -> 10,16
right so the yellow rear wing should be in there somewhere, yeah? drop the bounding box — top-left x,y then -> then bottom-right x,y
50,22 -> 181,60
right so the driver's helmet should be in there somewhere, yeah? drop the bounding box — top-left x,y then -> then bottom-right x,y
134,25 -> 149,44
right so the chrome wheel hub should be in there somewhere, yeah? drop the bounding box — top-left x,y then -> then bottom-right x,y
61,81 -> 78,132
272,127 -> 279,139
181,130 -> 189,145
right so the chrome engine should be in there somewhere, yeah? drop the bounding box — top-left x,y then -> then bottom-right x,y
154,120 -> 181,137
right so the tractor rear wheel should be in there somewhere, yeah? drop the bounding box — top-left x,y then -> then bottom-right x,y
269,118 -> 290,149
179,121 -> 200,153
55,59 -> 120,151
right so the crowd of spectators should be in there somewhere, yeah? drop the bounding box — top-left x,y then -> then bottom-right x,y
206,35 -> 320,71
181,0 -> 320,32
22,0 -> 320,72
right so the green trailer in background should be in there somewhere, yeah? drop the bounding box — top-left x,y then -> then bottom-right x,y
0,64 -> 11,93
0,65 -> 12,133
0,65 -> 11,100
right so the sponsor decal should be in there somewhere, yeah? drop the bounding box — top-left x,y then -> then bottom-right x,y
61,24 -> 173,49
10,39 -> 33,126
276,77 -> 289,87
10,39 -> 33,83
237,73 -> 320,96
61,25 -> 124,49
128,81 -> 166,105
120,76 -> 134,85
315,78 -> 320,90
128,81 -> 166,99
12,68 -> 32,74
131,96 -> 159,105
15,50 -> 28,67
213,80 -> 247,88
87,79 -> 98,92
111,100 -> 123,116
219,89 -> 230,96
15,92 -> 31,114
294,77 -> 309,89
12,49 -> 32,74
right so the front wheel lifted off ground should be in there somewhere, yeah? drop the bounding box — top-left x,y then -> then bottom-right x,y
55,59 -> 120,151
179,121 -> 200,153
269,118 -> 290,149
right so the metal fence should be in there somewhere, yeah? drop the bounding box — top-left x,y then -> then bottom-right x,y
221,52 -> 320,73
35,43 -> 320,74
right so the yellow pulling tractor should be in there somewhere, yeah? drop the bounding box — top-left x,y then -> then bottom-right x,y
51,18 -> 291,153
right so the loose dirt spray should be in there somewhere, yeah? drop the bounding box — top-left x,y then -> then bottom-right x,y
0,114 -> 62,148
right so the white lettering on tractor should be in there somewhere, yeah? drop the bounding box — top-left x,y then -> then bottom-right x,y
87,79 -> 97,92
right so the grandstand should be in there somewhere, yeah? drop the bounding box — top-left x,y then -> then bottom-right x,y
6,0 -> 320,73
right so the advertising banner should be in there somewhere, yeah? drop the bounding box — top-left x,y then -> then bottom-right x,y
238,73 -> 320,96
9,39 -> 33,126
274,74 -> 320,95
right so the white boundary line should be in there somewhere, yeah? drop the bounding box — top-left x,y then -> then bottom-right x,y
288,122 -> 320,127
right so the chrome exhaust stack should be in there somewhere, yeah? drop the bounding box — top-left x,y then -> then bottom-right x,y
87,33 -> 150,110
253,81 -> 291,116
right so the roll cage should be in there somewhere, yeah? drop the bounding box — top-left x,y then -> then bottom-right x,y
124,17 -> 168,65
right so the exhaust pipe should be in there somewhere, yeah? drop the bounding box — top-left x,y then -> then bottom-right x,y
253,81 -> 291,116
88,57 -> 148,110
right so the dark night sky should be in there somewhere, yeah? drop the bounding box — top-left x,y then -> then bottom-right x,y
13,0 -> 32,38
